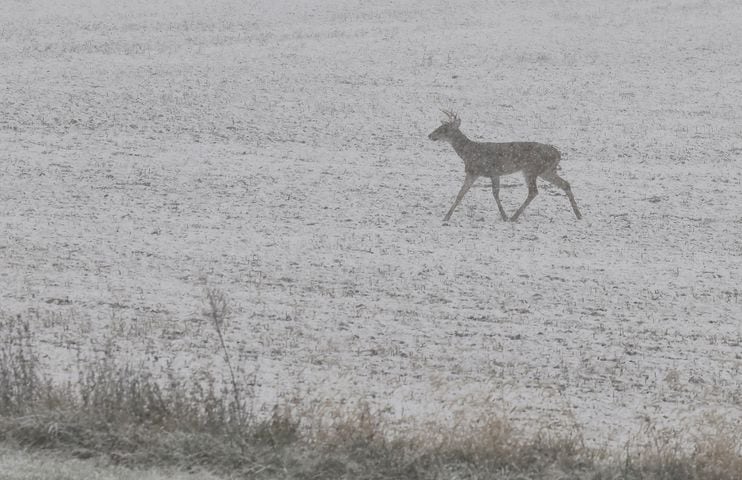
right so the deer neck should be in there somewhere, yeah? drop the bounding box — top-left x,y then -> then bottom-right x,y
448,130 -> 472,163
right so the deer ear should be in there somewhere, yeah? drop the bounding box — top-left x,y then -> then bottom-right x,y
453,118 -> 461,128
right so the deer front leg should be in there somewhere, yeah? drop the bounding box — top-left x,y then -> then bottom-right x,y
510,174 -> 538,221
490,175 -> 508,221
443,173 -> 477,223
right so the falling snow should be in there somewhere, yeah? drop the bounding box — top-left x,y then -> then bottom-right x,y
1,0 -> 741,449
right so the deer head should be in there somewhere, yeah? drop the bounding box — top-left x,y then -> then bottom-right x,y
428,109 -> 462,141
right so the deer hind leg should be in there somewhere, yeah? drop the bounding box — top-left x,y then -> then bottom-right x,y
540,170 -> 582,219
443,173 -> 477,222
490,176 -> 508,221
510,174 -> 538,221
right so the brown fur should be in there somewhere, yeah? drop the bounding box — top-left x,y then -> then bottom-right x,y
429,112 -> 582,222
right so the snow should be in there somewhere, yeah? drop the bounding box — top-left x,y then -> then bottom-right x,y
1,0 -> 741,448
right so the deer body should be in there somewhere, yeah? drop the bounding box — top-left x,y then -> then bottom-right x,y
429,112 -> 582,222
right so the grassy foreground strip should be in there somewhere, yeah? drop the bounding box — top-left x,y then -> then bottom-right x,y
1,312 -> 741,480
0,446 -> 220,480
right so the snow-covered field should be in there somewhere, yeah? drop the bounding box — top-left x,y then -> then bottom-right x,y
2,0 -> 741,447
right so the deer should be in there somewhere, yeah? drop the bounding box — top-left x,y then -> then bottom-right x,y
428,110 -> 582,223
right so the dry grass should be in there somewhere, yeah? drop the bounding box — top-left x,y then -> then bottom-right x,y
0,445 -> 222,480
1,313 -> 741,480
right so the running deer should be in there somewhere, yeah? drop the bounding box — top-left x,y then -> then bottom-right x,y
428,110 -> 582,222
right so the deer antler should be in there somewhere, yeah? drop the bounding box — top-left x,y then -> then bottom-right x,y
441,109 -> 458,124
